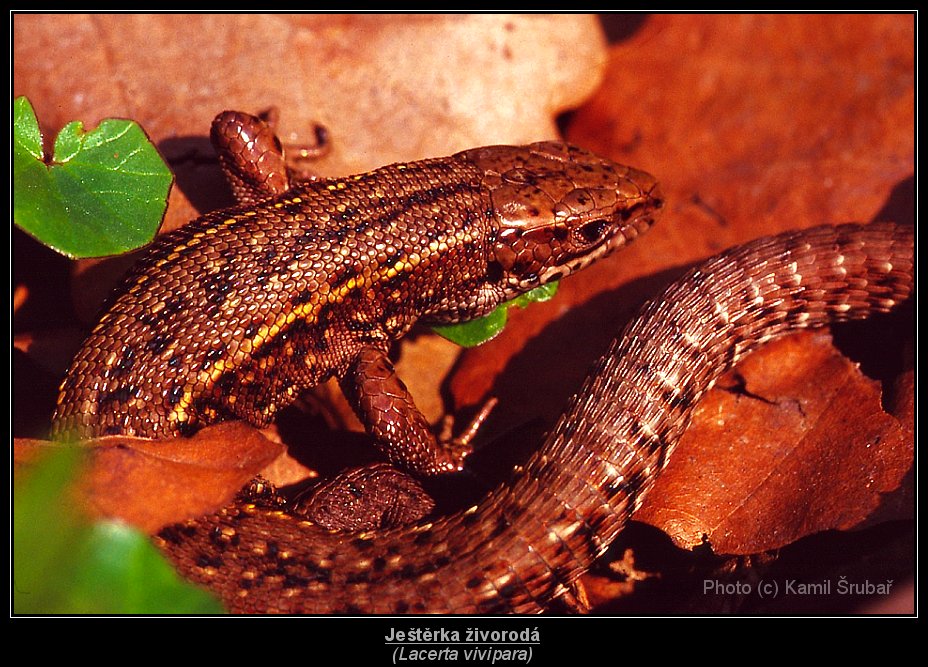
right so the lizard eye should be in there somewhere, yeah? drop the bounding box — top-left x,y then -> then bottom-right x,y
576,218 -> 609,245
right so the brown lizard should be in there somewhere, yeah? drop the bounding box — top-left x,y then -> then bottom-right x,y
53,112 -> 912,613
53,112 -> 662,479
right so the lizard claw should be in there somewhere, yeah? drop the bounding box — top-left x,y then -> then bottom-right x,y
437,397 -> 499,470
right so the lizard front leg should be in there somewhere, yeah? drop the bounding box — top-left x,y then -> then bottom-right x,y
339,346 -> 486,475
294,345 -> 492,531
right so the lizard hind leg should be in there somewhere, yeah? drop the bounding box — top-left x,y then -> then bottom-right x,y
292,463 -> 435,532
210,108 -> 330,207
210,110 -> 293,206
255,107 -> 331,178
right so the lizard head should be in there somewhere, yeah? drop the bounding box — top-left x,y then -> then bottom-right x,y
464,141 -> 663,297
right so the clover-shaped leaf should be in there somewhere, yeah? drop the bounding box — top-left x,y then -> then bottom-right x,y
13,96 -> 172,259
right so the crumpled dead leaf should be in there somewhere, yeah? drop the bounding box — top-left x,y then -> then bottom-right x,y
14,422 -> 283,534
633,331 -> 914,554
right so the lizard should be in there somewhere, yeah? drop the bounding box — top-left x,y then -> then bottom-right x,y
52,110 -> 664,481
51,111 -> 913,613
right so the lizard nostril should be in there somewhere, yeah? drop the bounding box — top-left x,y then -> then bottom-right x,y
647,182 -> 665,209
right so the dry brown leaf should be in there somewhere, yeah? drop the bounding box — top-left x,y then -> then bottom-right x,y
633,331 -> 913,553
14,422 -> 283,533
573,14 -> 914,252
16,14 -> 605,171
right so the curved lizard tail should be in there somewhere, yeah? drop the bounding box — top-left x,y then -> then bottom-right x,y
158,222 -> 913,613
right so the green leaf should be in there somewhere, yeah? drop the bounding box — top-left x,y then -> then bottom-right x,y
65,521 -> 224,614
432,306 -> 510,347
13,448 -> 224,614
12,96 -> 173,259
510,280 -> 560,307
432,281 -> 560,347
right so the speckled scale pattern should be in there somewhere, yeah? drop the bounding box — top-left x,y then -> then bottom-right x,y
53,157 -> 492,440
155,222 -> 913,613
53,121 -> 664,481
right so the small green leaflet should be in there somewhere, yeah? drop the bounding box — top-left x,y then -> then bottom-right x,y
432,281 -> 560,347
13,447 -> 224,614
13,96 -> 172,259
